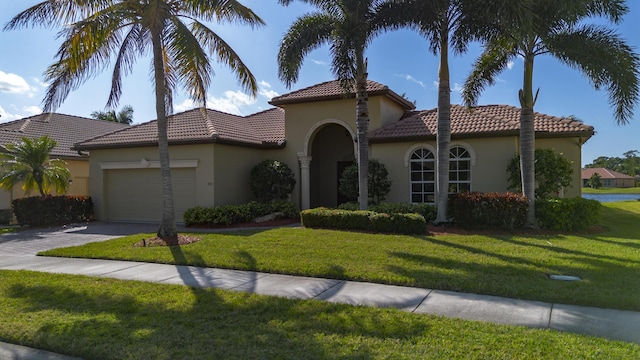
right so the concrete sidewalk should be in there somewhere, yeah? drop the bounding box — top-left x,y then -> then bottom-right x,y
0,222 -> 639,359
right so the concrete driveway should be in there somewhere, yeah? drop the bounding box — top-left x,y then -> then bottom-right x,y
0,222 -> 159,256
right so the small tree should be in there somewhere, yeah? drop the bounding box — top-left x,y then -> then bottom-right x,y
588,173 -> 603,189
339,159 -> 392,205
250,160 -> 296,203
507,149 -> 573,199
0,136 -> 71,196
90,105 -> 134,125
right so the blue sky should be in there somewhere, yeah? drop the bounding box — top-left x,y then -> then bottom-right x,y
1,0 -> 639,167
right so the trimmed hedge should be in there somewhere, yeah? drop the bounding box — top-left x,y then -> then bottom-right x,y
301,208 -> 426,235
535,197 -> 602,231
184,201 -> 299,227
449,192 -> 528,230
338,202 -> 437,222
12,196 -> 93,227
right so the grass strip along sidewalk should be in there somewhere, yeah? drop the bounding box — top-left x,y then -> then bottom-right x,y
0,270 -> 638,359
42,201 -> 640,312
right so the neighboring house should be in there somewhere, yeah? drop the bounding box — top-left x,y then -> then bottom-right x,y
581,168 -> 636,188
0,113 -> 129,211
74,80 -> 594,223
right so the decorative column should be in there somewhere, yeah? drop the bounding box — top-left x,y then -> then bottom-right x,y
298,153 -> 312,210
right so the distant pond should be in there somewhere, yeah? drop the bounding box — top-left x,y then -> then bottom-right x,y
582,193 -> 640,202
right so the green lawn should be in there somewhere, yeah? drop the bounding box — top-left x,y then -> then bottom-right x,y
582,187 -> 640,194
0,270 -> 637,360
42,201 -> 640,311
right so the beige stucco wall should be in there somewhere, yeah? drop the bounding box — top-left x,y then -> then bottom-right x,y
371,136 -> 585,203
87,143 -> 284,220
536,137 -> 584,198
0,158 -> 90,211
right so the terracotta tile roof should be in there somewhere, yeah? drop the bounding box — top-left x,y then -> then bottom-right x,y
269,79 -> 416,110
74,107 -> 285,150
0,113 -> 129,158
370,104 -> 595,142
581,168 -> 635,180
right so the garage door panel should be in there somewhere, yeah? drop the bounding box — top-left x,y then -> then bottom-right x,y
106,168 -> 195,223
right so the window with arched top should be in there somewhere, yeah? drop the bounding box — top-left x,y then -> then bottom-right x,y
449,146 -> 472,193
409,148 -> 435,203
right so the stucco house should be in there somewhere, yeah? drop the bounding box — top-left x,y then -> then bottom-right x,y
74,80 -> 594,223
0,113 -> 129,214
581,168 -> 636,188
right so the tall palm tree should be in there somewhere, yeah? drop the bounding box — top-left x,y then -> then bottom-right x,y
377,0 -> 528,223
91,105 -> 134,125
462,0 -> 639,226
0,136 -> 71,197
278,0 -> 404,210
6,0 -> 264,241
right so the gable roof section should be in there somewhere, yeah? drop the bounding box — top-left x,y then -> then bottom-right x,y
370,104 -> 595,142
269,79 -> 416,110
0,113 -> 129,158
581,168 -> 635,180
74,107 -> 285,150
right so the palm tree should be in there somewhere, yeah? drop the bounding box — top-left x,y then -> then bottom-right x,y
462,0 -> 639,226
278,0 -> 405,210
0,136 -> 70,197
370,0 -> 528,223
6,0 -> 264,241
91,105 -> 134,125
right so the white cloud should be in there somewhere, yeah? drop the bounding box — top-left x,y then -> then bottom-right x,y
258,80 -> 279,100
0,104 -> 41,122
173,98 -> 197,113
397,74 -> 426,88
507,61 -> 514,70
432,80 -> 463,93
311,59 -> 328,66
0,71 -> 32,94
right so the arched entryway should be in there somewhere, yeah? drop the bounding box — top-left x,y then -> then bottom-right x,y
298,120 -> 355,209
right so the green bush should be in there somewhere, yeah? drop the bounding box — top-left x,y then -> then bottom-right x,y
507,149 -> 574,198
300,208 -> 426,235
338,202 -> 437,222
535,197 -> 602,231
249,160 -> 296,203
12,196 -> 93,227
184,201 -> 299,227
338,159 -> 392,205
0,209 -> 12,225
449,192 -> 528,230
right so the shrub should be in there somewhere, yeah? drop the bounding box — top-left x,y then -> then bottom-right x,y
371,203 -> 437,223
12,196 -> 93,227
249,160 -> 296,203
535,197 -> 601,231
338,159 -> 392,205
300,208 -> 426,235
337,202 -> 437,222
507,149 -> 573,198
184,201 -> 299,227
449,192 -> 528,230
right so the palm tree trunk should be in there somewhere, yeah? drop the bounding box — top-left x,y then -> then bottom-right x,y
355,62 -> 370,210
435,19 -> 451,224
151,31 -> 178,242
519,53 -> 536,227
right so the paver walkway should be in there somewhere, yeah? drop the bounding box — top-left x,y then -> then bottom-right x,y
0,222 -> 638,359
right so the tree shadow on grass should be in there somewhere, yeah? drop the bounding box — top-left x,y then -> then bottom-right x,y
5,272 -> 431,360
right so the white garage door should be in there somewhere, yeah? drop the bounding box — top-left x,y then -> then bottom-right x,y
105,168 -> 196,223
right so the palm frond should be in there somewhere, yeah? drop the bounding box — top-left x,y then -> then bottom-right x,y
462,38 -> 518,107
546,24 -> 640,124
278,13 -> 335,87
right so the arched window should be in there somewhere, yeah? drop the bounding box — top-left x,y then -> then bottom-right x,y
410,148 -> 435,203
449,146 -> 471,193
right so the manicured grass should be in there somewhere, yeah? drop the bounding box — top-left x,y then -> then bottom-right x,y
41,202 -> 640,311
582,187 -> 640,194
0,270 -> 637,360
